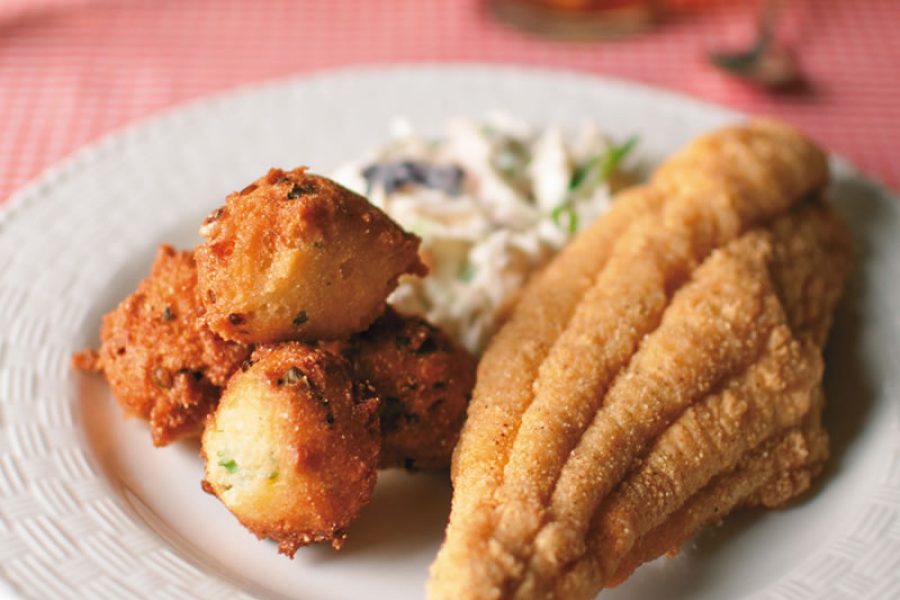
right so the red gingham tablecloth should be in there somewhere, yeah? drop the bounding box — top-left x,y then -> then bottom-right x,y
0,0 -> 897,204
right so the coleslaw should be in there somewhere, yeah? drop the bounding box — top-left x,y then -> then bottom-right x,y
332,114 -> 637,354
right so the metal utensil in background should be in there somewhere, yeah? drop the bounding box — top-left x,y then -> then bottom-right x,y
709,0 -> 802,89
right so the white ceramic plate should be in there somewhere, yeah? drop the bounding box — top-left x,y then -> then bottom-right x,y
0,65 -> 897,600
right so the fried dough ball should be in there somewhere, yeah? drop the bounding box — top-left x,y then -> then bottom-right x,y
74,245 -> 250,446
195,167 -> 427,344
330,307 -> 477,470
201,343 -> 380,555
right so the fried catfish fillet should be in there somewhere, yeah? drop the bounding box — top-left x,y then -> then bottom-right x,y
427,120 -> 850,599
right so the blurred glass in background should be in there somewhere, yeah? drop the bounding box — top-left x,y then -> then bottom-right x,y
489,0 -> 663,39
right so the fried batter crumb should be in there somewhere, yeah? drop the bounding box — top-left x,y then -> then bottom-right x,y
327,307 -> 477,470
75,245 -> 249,446
195,168 -> 426,344
201,343 -> 380,556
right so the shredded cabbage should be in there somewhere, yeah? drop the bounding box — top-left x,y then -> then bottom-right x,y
332,114 -> 636,354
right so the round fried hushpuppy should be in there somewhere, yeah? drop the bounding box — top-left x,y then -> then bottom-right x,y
195,167 -> 427,344
333,307 -> 477,470
201,343 -> 380,556
77,245 -> 250,446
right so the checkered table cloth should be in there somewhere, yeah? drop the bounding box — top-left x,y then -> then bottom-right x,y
1,0 -> 897,204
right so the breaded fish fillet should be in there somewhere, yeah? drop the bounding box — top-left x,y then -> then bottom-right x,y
547,204 -> 848,599
428,120 -> 848,599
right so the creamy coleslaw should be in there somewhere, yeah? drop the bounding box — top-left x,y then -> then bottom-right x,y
332,114 -> 637,354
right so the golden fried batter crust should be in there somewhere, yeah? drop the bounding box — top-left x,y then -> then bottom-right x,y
195,168 -> 426,344
606,393 -> 829,589
75,245 -> 249,446
330,307 -> 477,470
201,343 -> 380,556
427,120 -> 848,600
546,204 -> 848,599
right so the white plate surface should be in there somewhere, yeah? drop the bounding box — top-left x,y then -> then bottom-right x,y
0,65 -> 898,600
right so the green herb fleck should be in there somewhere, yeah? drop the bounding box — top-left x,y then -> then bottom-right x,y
551,203 -> 579,234
218,458 -> 237,473
267,470 -> 279,481
569,135 -> 638,193
603,135 -> 638,177
554,136 -> 637,235
292,311 -> 309,326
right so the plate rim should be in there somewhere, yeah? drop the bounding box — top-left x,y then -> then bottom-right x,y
0,63 -> 897,600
